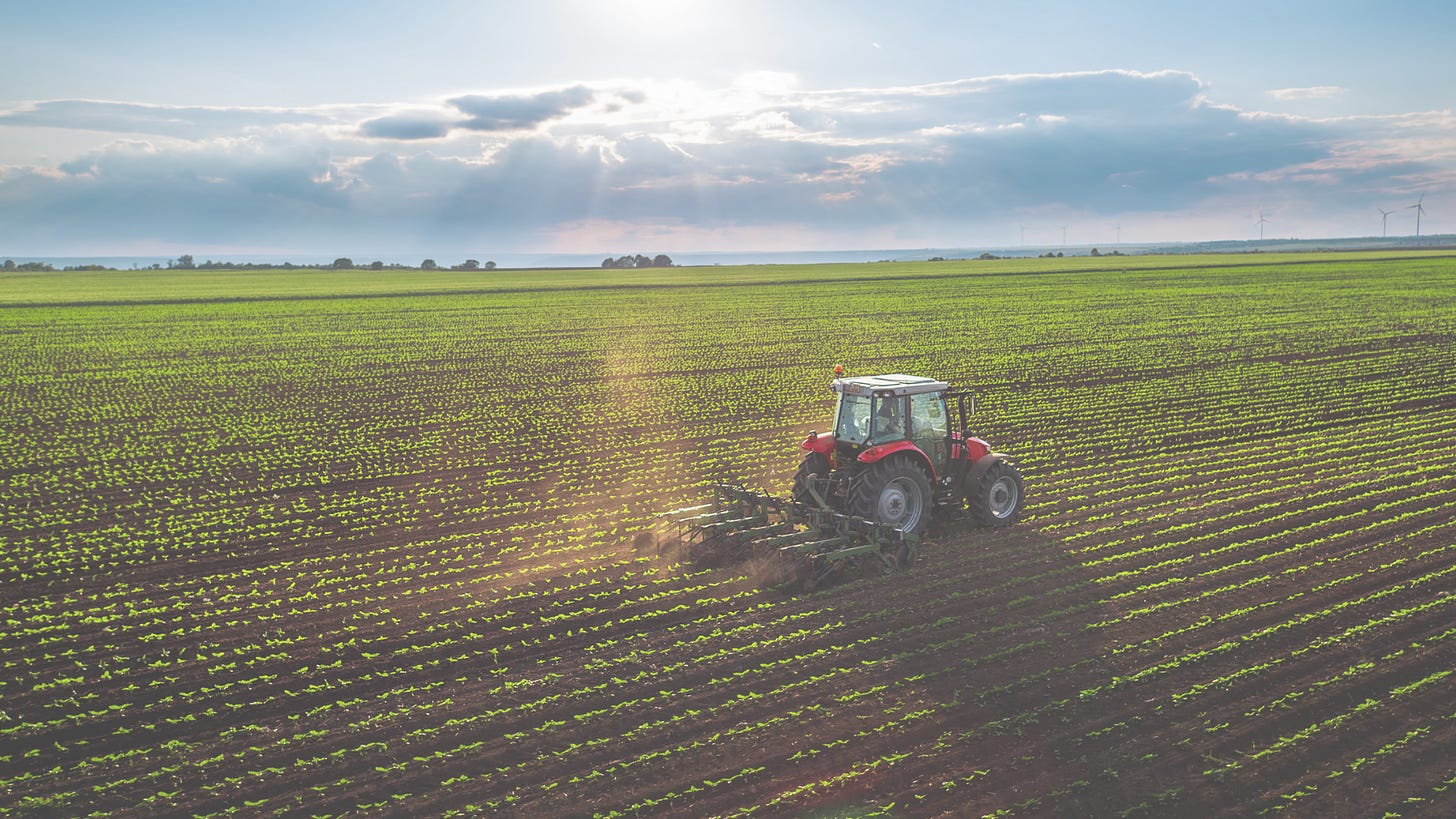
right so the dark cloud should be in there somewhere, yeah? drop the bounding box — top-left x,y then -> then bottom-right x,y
358,113 -> 454,140
0,139 -> 348,249
354,86 -> 638,141
447,85 -> 596,132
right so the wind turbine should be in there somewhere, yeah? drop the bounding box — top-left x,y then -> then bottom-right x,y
1115,223 -> 1121,245
1255,210 -> 1270,241
1407,193 -> 1426,238
1060,225 -> 1068,249
1378,207 -> 1394,238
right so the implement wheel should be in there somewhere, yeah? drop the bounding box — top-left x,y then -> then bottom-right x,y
971,460 -> 1025,527
851,457 -> 932,535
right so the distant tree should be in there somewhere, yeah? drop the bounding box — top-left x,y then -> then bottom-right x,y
171,254 -> 195,270
421,259 -> 438,270
1090,248 -> 1101,256
369,260 -> 384,270
2,260 -> 14,270
332,257 -> 354,269
652,254 -> 673,267
453,259 -> 480,270
484,261 -> 496,270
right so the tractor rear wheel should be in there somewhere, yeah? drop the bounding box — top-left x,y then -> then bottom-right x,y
971,460 -> 1024,526
851,457 -> 932,535
791,452 -> 831,506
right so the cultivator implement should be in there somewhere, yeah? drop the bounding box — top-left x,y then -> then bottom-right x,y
661,483 -> 918,590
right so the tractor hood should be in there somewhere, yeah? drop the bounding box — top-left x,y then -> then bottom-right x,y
801,431 -> 836,456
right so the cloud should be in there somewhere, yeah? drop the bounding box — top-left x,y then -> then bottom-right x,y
1269,86 -> 1348,101
448,85 -> 597,132
354,86 -> 629,141
0,99 -> 341,137
1,71 -> 1451,254
358,112 -> 454,140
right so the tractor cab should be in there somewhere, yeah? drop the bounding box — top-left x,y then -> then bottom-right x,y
830,374 -> 952,474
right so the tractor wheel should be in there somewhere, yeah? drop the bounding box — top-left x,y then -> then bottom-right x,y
851,457 -> 932,535
791,452 -> 831,506
971,460 -> 1025,527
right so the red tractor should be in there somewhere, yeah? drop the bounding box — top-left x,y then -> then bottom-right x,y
792,372 -> 1024,534
665,370 -> 1023,587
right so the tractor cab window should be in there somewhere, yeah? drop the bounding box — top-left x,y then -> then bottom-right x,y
834,393 -> 872,444
910,393 -> 948,438
869,395 -> 908,444
836,392 -> 912,445
910,392 -> 950,473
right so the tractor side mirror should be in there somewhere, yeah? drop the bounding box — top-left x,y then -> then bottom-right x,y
954,392 -> 977,433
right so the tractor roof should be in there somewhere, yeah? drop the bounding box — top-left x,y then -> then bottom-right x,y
831,373 -> 949,397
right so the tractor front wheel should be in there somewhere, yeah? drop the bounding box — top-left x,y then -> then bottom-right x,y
851,457 -> 932,535
970,460 -> 1025,527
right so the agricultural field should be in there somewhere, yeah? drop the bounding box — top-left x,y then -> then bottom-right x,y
2,251 -> 1455,817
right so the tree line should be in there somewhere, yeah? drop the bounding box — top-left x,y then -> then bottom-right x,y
166,255 -> 498,271
6,253 -> 677,272
2,260 -> 107,272
1,257 -> 507,271
602,254 -> 674,269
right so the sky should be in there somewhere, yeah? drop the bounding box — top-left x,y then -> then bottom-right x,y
2,0 -> 1453,260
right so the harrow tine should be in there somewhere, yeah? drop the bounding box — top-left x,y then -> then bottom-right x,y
696,514 -> 769,535
735,521 -> 793,541
673,508 -> 739,526
801,557 -> 845,592
779,535 -> 847,557
752,528 -> 820,550
817,542 -> 883,562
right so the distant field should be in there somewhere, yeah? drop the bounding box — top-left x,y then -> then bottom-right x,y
2,252 -> 1455,816
4,248 -> 1453,305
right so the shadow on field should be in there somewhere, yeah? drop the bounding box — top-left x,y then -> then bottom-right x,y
730,519 -> 1208,817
